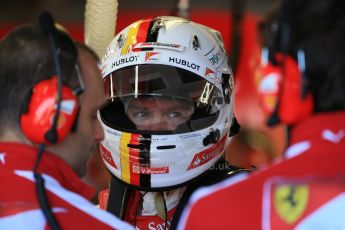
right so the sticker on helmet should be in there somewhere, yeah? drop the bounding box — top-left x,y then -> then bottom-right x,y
111,55 -> 140,69
187,135 -> 226,170
145,52 -> 160,62
133,42 -> 184,52
132,165 -> 169,174
168,57 -> 200,71
206,46 -> 225,69
100,144 -> 118,169
205,67 -> 215,77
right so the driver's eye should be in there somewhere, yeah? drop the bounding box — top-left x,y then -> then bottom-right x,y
134,111 -> 148,119
168,111 -> 182,119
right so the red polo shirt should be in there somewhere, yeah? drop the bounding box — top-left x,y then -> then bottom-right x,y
0,143 -> 133,229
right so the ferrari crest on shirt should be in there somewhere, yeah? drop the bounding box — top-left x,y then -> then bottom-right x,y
274,184 -> 309,224
264,177 -> 345,230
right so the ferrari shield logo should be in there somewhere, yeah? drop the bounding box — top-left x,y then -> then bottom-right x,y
274,184 -> 309,224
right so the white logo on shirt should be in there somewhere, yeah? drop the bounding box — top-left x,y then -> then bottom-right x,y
0,152 -> 6,164
148,221 -> 171,230
322,129 -> 345,143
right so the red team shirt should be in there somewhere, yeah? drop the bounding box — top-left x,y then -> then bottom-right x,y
0,143 -> 133,229
179,112 -> 345,230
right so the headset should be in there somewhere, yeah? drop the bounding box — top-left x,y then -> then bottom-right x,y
258,0 -> 314,127
20,13 -> 83,144
19,12 -> 84,230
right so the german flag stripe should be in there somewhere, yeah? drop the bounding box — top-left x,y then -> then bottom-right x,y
120,132 -> 152,187
121,19 -> 153,55
145,18 -> 160,43
136,18 -> 153,43
120,133 -> 141,186
120,132 -> 131,184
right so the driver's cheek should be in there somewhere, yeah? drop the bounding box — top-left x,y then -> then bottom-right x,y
94,118 -> 104,142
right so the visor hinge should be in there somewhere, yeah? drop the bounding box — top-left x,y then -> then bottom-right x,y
203,128 -> 220,146
222,73 -> 232,104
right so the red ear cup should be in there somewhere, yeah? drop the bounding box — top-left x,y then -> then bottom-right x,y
258,53 -> 313,126
276,54 -> 313,125
20,76 -> 79,144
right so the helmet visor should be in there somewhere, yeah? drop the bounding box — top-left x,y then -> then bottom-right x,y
101,64 -> 224,134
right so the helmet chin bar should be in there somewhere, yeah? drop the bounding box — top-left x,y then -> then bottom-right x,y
99,117 -> 231,190
106,162 -> 224,192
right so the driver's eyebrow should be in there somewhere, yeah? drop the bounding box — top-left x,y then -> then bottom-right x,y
128,105 -> 149,110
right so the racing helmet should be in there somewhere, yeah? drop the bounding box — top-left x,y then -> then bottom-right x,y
99,16 -> 235,190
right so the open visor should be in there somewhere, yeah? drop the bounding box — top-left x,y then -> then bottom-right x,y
100,64 -> 225,134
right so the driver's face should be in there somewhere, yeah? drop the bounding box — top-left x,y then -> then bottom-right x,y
126,98 -> 194,131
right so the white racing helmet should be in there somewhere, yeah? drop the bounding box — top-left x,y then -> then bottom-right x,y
99,16 -> 235,191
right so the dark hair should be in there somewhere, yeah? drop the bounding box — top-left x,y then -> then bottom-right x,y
0,24 -> 78,135
263,0 -> 345,113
